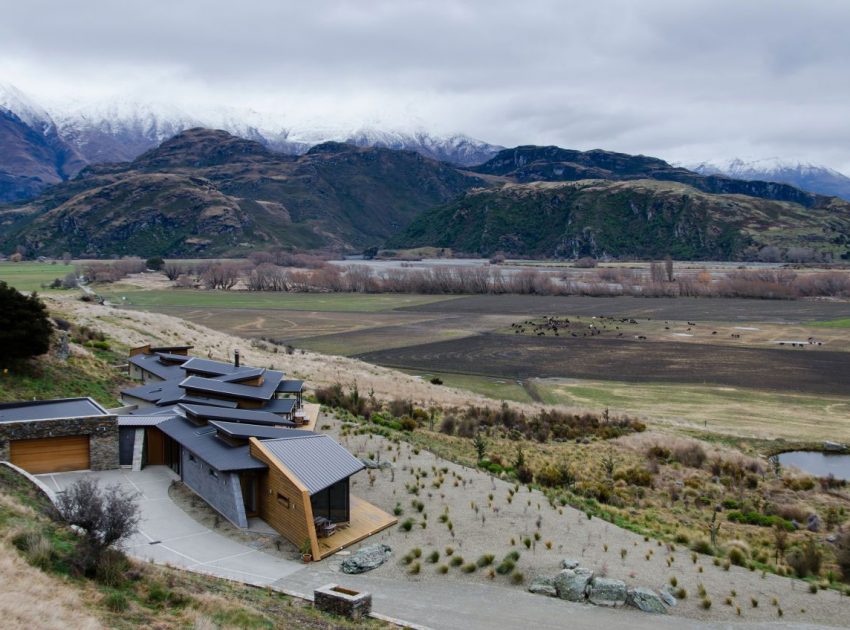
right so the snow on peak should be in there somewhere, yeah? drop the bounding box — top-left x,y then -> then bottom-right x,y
0,82 -> 55,132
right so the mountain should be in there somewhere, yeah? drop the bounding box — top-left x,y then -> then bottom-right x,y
49,94 -> 501,166
0,128 -> 484,257
472,146 -> 827,208
688,158 -> 850,201
0,85 -> 86,203
390,146 -> 850,260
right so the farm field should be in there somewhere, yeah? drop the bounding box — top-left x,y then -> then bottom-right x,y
0,261 -> 76,291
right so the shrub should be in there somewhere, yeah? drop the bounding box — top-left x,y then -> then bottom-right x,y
496,559 -> 516,574
437,564 -> 449,574
511,571 -> 525,584
450,555 -> 464,567
786,539 -> 822,578
103,590 -> 129,613
727,511 -> 794,530
399,417 -> 418,432
55,478 -> 140,576
461,563 -> 477,573
399,518 -> 415,532
614,466 -> 653,487
835,531 -> 850,582
427,551 -> 440,563
477,554 -> 495,567
146,256 -> 165,271
702,597 -> 712,610
408,561 -> 421,575
728,547 -> 747,567
0,282 -> 53,364
11,529 -> 53,570
691,539 -> 713,555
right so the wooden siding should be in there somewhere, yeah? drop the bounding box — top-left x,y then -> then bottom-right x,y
146,427 -> 166,465
10,435 -> 90,474
249,438 -> 320,558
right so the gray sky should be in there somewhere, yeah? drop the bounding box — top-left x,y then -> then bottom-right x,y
3,0 -> 850,170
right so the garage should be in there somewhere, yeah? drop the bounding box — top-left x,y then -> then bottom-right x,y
10,435 -> 91,474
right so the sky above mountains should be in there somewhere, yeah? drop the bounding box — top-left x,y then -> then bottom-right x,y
2,0 -> 850,172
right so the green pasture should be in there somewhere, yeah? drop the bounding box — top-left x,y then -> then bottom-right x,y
0,261 -> 76,292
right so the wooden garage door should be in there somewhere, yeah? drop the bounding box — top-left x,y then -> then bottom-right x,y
10,435 -> 90,474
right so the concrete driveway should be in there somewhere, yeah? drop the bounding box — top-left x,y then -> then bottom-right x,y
38,466 -> 303,585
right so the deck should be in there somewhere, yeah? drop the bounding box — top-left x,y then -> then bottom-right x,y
296,403 -> 320,432
314,495 -> 397,560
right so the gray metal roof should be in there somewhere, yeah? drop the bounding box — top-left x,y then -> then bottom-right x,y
262,398 -> 297,415
0,397 -> 109,423
181,357 -> 245,376
118,414 -> 176,427
128,354 -> 185,380
276,379 -> 304,393
218,368 -> 266,383
209,421 -> 313,440
260,434 -> 365,494
179,403 -> 296,427
180,372 -> 283,401
157,416 -> 267,472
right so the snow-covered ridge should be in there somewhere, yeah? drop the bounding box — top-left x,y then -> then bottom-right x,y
1,84 -> 501,167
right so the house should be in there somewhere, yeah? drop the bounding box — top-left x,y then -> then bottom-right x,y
2,348 -> 395,559
0,398 -> 118,474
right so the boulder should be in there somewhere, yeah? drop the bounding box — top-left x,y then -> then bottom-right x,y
553,568 -> 593,602
807,513 -> 821,532
823,441 -> 846,452
659,587 -> 677,607
560,558 -> 580,570
528,577 -> 557,597
626,587 -> 667,614
587,577 -> 627,607
340,544 -> 392,574
360,458 -> 392,470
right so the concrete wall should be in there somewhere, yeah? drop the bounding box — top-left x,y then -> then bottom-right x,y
180,448 -> 248,528
0,415 -> 119,470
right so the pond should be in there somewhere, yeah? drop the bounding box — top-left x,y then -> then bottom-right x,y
777,450 -> 850,481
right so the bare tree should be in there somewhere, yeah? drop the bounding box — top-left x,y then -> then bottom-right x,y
202,262 -> 241,290
56,478 -> 140,575
664,256 -> 674,282
163,262 -> 184,281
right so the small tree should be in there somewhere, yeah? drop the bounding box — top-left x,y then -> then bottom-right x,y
0,282 -> 53,365
56,478 -> 140,576
473,432 -> 487,463
146,256 -> 165,271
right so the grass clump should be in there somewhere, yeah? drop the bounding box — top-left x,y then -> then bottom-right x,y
477,554 -> 495,567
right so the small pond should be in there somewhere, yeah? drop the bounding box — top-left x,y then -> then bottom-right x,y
777,451 -> 850,481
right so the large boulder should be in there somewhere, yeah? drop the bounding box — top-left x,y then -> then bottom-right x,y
553,568 -> 593,602
340,544 -> 392,574
626,587 -> 668,614
528,576 -> 557,597
588,577 -> 627,607
659,586 -> 677,607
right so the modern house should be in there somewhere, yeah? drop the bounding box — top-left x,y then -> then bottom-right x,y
1,346 -> 395,560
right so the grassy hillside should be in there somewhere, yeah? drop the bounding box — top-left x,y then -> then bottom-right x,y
0,466 -> 386,629
391,179 -> 850,259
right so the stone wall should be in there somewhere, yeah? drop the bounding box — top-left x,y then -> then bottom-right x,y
0,415 -> 119,470
180,448 -> 249,528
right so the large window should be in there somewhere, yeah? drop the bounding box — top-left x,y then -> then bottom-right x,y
310,478 -> 350,523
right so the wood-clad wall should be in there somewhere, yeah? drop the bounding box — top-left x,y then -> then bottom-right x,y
249,438 -> 320,558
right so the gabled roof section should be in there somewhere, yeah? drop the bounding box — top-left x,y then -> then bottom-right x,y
218,368 -> 266,383
0,397 -> 109,423
121,382 -> 239,408
154,352 -> 191,364
260,434 -> 365,495
179,403 -> 296,427
209,421 -> 313,440
157,416 -> 267,472
262,398 -> 297,415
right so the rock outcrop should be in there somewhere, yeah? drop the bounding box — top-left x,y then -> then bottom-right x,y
340,544 -> 392,574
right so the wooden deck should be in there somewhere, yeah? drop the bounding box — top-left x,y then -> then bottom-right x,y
314,495 -> 397,560
296,403 -> 320,432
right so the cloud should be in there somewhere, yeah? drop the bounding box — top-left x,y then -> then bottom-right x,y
2,0 -> 850,169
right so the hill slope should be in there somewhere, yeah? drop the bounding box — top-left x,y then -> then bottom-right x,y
0,129 -> 483,257
390,179 -> 850,259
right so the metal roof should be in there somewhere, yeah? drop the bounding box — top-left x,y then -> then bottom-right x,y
209,420 -> 313,440
153,352 -> 191,364
260,434 -> 365,495
276,379 -> 304,393
157,416 -> 267,472
180,372 -> 283,401
118,414 -> 176,427
181,357 -> 245,376
0,397 -> 109,423
128,354 -> 186,381
218,368 -> 266,383
261,398 -> 297,415
179,403 -> 296,427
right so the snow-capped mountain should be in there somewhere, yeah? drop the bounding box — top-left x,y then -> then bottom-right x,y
688,157 -> 850,201
41,90 -> 501,167
0,84 -> 86,202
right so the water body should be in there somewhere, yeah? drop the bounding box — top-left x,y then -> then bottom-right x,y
778,451 -> 850,480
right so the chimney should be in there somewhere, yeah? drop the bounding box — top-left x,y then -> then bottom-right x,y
234,349 -> 240,368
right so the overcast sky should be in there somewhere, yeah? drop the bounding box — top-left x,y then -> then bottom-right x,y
2,0 -> 850,170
